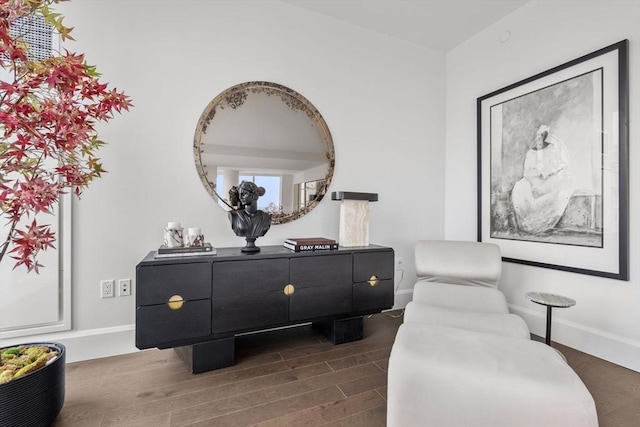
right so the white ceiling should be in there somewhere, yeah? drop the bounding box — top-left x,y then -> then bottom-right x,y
281,0 -> 530,52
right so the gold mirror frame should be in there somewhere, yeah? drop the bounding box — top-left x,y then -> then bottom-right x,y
193,81 -> 335,225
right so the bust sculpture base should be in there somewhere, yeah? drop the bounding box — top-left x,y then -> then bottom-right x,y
241,237 -> 260,253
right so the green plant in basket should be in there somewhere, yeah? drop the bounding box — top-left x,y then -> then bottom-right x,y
0,345 -> 58,384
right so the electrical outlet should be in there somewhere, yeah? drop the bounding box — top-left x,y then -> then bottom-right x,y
118,279 -> 132,296
395,258 -> 405,270
100,279 -> 115,298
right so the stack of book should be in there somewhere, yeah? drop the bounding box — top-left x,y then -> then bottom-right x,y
283,237 -> 338,252
154,242 -> 217,258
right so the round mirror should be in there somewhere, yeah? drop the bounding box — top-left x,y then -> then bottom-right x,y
194,81 -> 335,225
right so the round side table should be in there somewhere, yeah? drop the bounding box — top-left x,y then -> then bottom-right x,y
526,292 -> 576,346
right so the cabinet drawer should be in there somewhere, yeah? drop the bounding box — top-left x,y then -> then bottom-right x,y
289,285 -> 351,321
212,293 -> 288,333
353,251 -> 394,283
290,254 -> 351,288
137,262 -> 211,306
289,254 -> 352,321
353,279 -> 394,313
212,258 -> 289,297
136,299 -> 211,349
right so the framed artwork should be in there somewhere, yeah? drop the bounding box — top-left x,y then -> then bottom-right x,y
477,40 -> 629,280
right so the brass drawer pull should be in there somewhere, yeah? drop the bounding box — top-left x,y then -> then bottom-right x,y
284,284 -> 295,296
167,295 -> 185,310
368,275 -> 379,287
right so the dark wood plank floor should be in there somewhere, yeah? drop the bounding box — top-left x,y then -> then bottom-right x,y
53,311 -> 639,427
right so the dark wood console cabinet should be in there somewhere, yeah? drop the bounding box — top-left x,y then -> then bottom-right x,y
135,245 -> 394,373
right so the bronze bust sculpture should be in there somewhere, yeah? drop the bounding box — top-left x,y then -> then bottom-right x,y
228,181 -> 271,252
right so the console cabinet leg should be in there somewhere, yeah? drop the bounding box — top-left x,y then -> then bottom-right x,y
313,316 -> 364,344
174,337 -> 235,374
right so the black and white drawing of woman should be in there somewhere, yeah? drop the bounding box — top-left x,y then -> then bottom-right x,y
228,181 -> 272,252
511,124 -> 574,234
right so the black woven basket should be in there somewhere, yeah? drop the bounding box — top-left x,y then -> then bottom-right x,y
0,342 -> 65,427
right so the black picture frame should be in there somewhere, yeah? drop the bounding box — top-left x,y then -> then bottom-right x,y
477,40 -> 629,280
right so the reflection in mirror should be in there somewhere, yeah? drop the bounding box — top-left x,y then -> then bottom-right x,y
194,81 -> 335,225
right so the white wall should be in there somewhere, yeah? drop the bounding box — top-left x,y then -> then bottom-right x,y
445,0 -> 640,371
0,1 -> 445,361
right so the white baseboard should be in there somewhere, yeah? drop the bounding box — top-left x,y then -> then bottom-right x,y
510,304 -> 640,373
0,324 -> 138,363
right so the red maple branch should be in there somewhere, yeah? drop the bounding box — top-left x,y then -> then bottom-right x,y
1,0 -> 132,272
